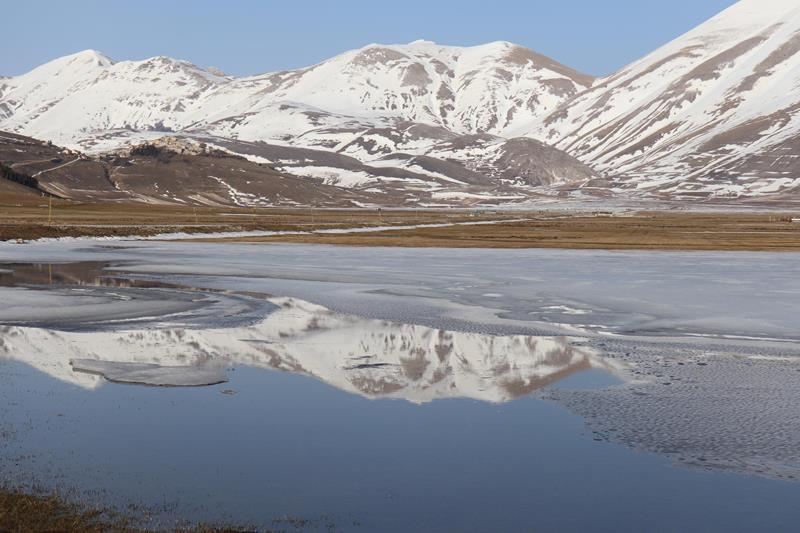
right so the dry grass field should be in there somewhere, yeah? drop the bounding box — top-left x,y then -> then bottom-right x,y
0,202 -> 505,241
213,211 -> 800,252
1,201 -> 799,251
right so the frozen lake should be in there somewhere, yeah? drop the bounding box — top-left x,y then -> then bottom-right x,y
1,241 -> 799,531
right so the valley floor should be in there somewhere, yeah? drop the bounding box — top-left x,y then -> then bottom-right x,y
2,203 -> 799,251
0,203 -> 510,242
218,210 -> 800,251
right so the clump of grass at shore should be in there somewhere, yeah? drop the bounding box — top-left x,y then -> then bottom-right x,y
0,489 -> 265,533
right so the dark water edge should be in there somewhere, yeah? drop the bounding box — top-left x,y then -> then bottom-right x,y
2,358 -> 800,533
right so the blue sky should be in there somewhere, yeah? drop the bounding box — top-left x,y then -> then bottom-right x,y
4,0 -> 737,77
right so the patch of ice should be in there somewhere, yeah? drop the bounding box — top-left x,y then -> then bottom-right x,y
70,359 -> 228,387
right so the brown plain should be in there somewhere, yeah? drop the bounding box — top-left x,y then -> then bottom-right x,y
217,212 -> 800,251
1,201 -> 799,251
0,202 -> 513,241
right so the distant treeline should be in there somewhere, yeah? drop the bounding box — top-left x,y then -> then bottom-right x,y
130,143 -> 176,163
0,162 -> 41,191
129,144 -> 165,158
130,142 -> 230,161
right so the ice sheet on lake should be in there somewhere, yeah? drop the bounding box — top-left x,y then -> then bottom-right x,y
5,241 -> 798,341
1,242 -> 800,479
0,285 -> 275,331
71,359 -> 228,387
546,339 -> 800,481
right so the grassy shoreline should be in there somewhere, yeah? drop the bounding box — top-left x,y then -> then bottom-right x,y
0,203 -> 510,242
1,203 -> 799,251
0,488 -> 266,533
184,211 -> 800,252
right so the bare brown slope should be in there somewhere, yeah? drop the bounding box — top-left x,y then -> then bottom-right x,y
0,175 -> 44,205
0,131 -> 134,201
108,143 -> 370,207
0,132 -> 375,207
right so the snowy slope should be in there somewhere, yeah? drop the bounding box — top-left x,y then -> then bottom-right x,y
0,50 -> 226,147
1,41 -> 591,147
193,40 -> 593,140
536,0 -> 800,198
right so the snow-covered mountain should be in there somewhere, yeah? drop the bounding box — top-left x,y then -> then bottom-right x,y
536,0 -> 800,199
0,41 -> 599,204
0,40 -> 591,145
0,51 -> 226,145
196,40 -> 593,139
2,0 -> 800,204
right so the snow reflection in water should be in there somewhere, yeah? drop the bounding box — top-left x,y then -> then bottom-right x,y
0,262 -> 622,402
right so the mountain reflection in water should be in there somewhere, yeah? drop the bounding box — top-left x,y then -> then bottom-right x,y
0,262 -> 621,403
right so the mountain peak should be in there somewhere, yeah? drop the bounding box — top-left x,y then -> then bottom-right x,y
67,49 -> 114,67
12,49 -> 114,80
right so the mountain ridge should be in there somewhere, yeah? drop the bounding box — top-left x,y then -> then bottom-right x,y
0,40 -> 593,142
536,0 -> 800,198
1,0 -> 799,205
